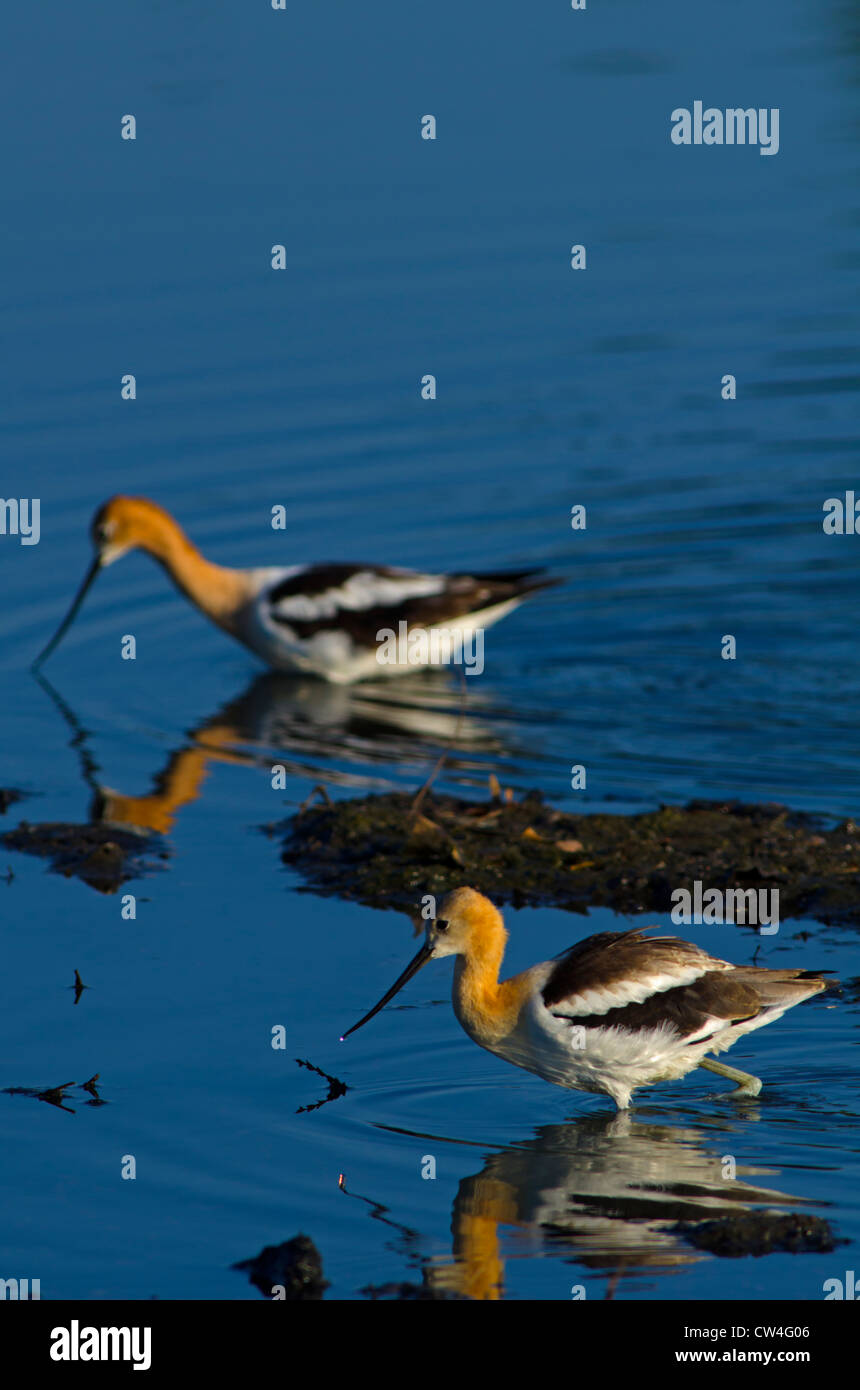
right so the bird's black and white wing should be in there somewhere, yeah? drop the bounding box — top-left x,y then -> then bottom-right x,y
261,564 -> 555,648
536,930 -> 759,1045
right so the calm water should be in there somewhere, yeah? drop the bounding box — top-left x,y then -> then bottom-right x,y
1,0 -> 859,1300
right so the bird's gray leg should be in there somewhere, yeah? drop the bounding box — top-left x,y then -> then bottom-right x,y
698,1056 -> 762,1097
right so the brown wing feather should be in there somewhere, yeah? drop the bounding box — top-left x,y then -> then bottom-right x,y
269,568 -> 557,647
542,929 -> 722,1009
544,929 -> 828,1040
567,975 -> 763,1038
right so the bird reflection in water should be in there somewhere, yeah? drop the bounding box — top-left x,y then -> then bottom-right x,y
30,669 -> 509,839
362,1111 -> 818,1300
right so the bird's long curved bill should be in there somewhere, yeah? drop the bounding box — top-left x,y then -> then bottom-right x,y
341,940 -> 433,1040
32,555 -> 102,670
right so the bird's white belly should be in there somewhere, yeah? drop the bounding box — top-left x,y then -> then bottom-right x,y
236,581 -> 524,682
473,1008 -> 726,1109
233,598 -> 372,681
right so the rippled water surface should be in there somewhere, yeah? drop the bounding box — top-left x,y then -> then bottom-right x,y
2,0 -> 859,1300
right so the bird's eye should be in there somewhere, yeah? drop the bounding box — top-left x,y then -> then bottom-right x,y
435,919 -> 449,932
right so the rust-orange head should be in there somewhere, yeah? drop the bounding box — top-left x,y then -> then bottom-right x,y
32,496 -> 185,669
90,495 -> 185,567
432,886 -> 508,961
340,886 -> 507,1040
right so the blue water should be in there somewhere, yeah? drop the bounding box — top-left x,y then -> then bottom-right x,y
1,0 -> 859,1300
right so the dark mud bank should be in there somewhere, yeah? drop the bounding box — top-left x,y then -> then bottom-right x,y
1,819 -> 169,893
276,791 -> 860,925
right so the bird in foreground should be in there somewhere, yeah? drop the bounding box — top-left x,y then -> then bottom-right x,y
342,887 -> 829,1109
32,496 -> 557,682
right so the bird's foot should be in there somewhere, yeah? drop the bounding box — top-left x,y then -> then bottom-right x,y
697,1056 -> 762,1098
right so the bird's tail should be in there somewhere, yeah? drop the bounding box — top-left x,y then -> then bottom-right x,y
466,569 -> 562,596
731,967 -> 832,1011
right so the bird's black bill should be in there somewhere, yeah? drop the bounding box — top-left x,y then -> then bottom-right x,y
341,941 -> 433,1040
32,555 -> 102,670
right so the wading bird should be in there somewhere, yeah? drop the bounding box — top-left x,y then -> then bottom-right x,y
342,887 -> 829,1109
33,497 -> 556,682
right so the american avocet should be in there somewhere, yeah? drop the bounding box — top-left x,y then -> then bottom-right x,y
33,496 -> 556,682
342,887 -> 829,1109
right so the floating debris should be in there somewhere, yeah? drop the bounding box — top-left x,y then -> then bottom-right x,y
0,788 -> 26,815
295,1057 -> 348,1114
70,969 -> 88,1005
3,1075 -> 105,1114
1,821 -> 169,893
232,1235 -> 329,1299
674,1212 -> 844,1258
278,790 -> 860,924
